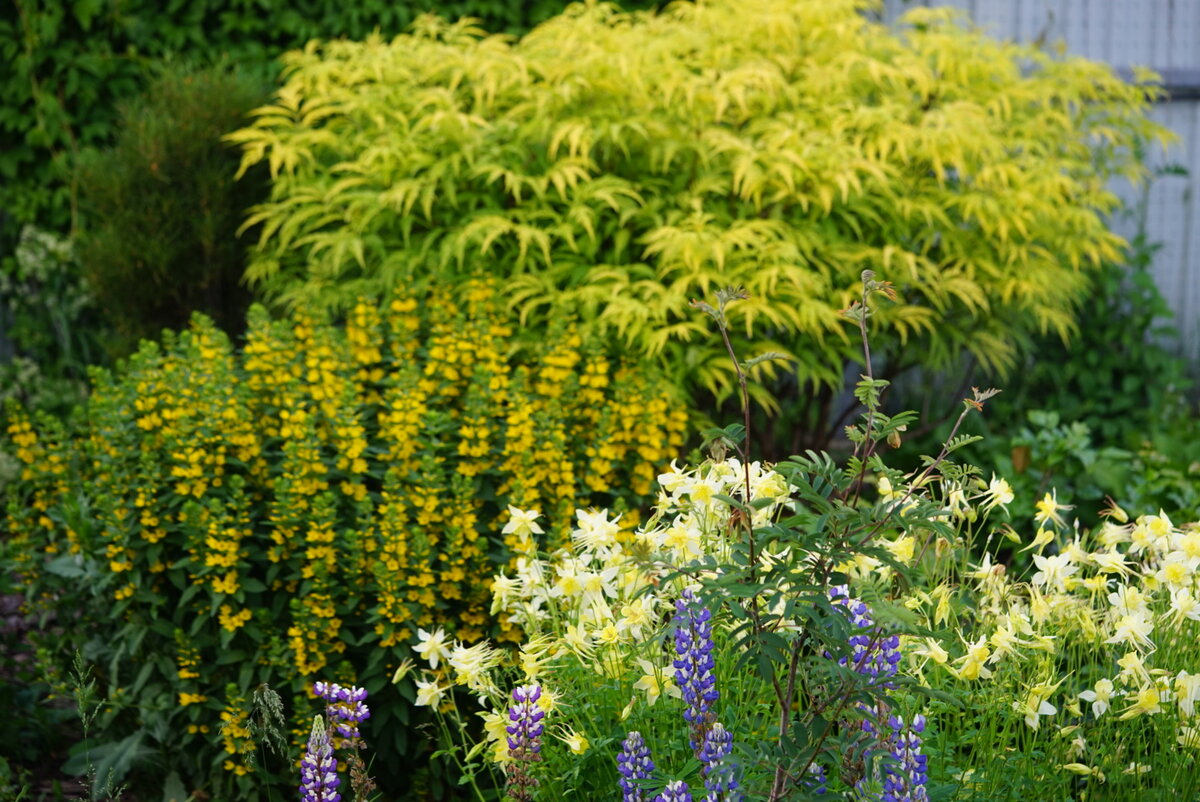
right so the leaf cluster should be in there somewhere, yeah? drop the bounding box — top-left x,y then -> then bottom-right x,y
230,0 -> 1166,414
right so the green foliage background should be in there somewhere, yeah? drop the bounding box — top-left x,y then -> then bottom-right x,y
0,0 -> 655,236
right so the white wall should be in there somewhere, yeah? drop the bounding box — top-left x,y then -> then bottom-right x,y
882,0 -> 1200,364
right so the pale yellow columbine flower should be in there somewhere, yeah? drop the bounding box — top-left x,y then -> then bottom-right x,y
1034,490 -> 1071,530
951,636 -> 992,681
1013,685 -> 1057,730
502,506 -> 545,539
1116,651 -> 1151,685
414,677 -> 445,707
559,621 -> 595,658
1174,671 -> 1200,716
909,637 -> 950,666
1079,678 -> 1115,717
1031,553 -> 1077,593
877,476 -> 905,504
414,627 -> 452,669
1118,685 -> 1164,720
573,508 -> 621,552
1020,527 -> 1056,553
1060,763 -> 1103,782
1178,726 -> 1200,750
633,659 -> 680,706
1168,588 -> 1200,626
1090,549 -> 1130,577
556,727 -> 590,755
1105,610 -> 1155,651
983,475 -> 1014,510
391,659 -> 416,684
884,535 -> 916,564
490,571 -> 522,615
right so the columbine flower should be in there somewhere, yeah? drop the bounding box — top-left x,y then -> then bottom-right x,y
414,627 -> 452,669
1118,684 -> 1165,720
698,723 -> 741,802
299,716 -> 341,802
557,726 -> 590,755
654,780 -> 693,802
1030,553 -> 1077,593
617,731 -> 656,802
1034,490 -> 1071,530
503,506 -> 545,539
505,685 -> 545,802
1079,678 -> 1114,717
1013,685 -> 1057,731
673,590 -> 719,745
414,677 -> 444,708
983,475 -> 1014,510
634,659 -> 681,706
882,714 -> 929,802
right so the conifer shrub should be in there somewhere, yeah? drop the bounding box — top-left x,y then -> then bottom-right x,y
228,0 -> 1165,421
74,61 -> 271,354
1,281 -> 687,797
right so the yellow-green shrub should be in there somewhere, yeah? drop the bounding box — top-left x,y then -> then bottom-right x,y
228,0 -> 1165,409
1,281 -> 686,797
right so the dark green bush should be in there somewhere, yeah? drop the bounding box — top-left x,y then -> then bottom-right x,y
73,62 -> 270,353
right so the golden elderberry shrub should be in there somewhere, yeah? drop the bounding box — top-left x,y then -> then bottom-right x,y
0,280 -> 687,797
228,0 -> 1166,419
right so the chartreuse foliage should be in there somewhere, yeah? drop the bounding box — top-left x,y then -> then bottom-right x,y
229,0 -> 1165,407
0,281 -> 686,798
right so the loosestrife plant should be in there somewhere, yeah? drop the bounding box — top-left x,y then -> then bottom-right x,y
400,279 -> 993,799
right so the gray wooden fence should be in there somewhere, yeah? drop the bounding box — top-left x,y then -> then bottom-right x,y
883,0 -> 1200,366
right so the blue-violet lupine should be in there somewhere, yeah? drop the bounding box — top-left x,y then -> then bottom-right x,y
698,723 -> 741,802
674,589 -> 719,743
654,780 -> 693,802
313,682 -> 370,749
882,714 -> 929,802
617,731 -> 656,802
804,762 -> 827,796
827,585 -> 902,686
505,684 -> 545,802
299,716 -> 341,802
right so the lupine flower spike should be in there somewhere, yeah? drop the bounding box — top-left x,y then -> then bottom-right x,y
882,714 -> 929,802
617,731 -> 656,802
299,716 -> 341,802
313,682 -> 374,801
505,684 -> 545,802
674,590 -> 719,749
655,780 -> 693,802
698,723 -> 742,802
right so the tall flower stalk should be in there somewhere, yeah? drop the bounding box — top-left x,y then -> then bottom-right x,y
617,731 -> 656,802
313,682 -> 374,801
506,684 -> 545,801
674,590 -> 719,750
299,716 -> 341,802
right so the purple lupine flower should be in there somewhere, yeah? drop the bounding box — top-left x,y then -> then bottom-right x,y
674,589 -> 719,745
506,684 -> 546,759
617,731 -> 656,802
654,780 -> 693,802
882,714 -> 929,802
505,684 -> 544,802
698,723 -> 741,802
299,716 -> 341,802
827,585 -> 902,686
804,762 -> 827,796
313,682 -> 371,749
